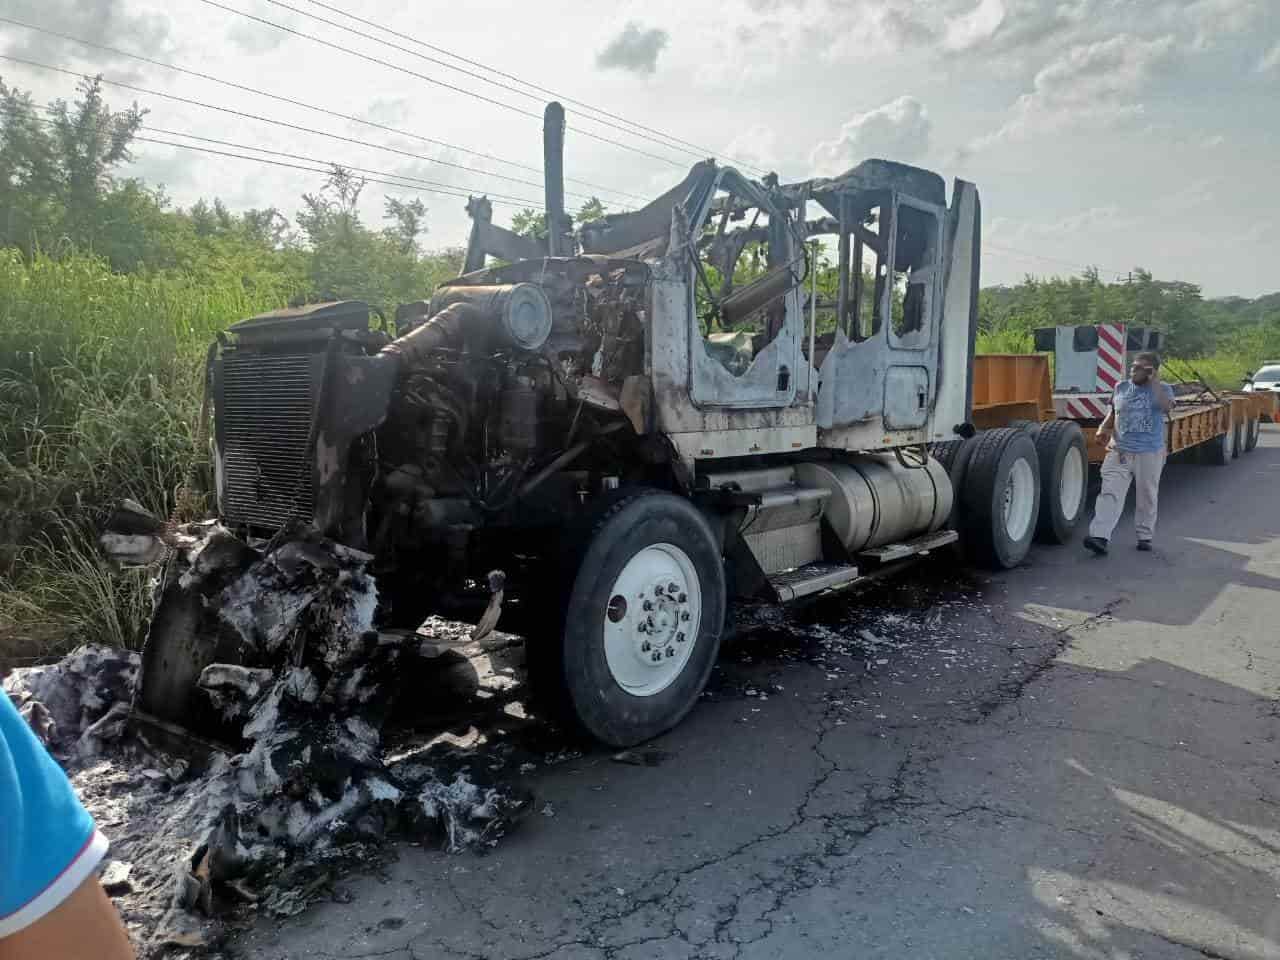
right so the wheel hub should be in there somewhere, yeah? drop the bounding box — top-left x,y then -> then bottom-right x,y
602,543 -> 702,697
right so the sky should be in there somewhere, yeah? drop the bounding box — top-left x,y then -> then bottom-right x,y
1,0 -> 1277,297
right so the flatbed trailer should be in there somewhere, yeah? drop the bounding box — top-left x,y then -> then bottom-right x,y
972,348 -> 1274,466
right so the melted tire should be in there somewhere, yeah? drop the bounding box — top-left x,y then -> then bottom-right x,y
1033,420 -> 1088,545
959,428 -> 1041,569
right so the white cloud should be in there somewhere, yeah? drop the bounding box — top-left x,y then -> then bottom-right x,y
223,0 -> 297,54
1164,177 -> 1222,213
721,124 -> 781,174
1183,0 -> 1266,48
595,23 -> 670,75
2,0 -> 172,76
809,96 -> 931,174
1258,39 -> 1280,72
361,98 -> 413,127
942,0 -> 1008,52
972,34 -> 1176,148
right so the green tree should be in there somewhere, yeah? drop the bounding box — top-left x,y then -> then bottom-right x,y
383,196 -> 427,254
48,77 -> 145,251
510,196 -> 609,241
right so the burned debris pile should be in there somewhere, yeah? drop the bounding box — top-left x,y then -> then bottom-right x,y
3,505 -> 530,955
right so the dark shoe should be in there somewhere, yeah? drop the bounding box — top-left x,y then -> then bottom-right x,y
1137,540 -> 1152,552
1083,536 -> 1109,556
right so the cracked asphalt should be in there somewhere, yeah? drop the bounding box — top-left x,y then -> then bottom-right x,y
235,432 -> 1280,960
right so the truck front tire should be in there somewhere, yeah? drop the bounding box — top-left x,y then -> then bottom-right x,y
545,490 -> 726,747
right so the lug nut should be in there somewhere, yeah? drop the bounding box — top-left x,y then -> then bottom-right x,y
643,600 -> 653,611
655,585 -> 665,596
665,646 -> 675,658
681,611 -> 691,621
678,593 -> 687,603
641,641 -> 651,652
637,622 -> 648,633
651,651 -> 662,662
668,582 -> 679,595
676,632 -> 685,642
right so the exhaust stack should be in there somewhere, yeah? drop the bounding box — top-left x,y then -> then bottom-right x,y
543,101 -> 571,256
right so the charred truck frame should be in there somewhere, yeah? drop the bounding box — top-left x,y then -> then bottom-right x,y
180,103 -> 1049,747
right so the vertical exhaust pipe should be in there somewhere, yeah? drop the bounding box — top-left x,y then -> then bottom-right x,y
543,101 -> 569,256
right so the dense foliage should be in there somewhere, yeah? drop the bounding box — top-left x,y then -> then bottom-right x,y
0,78 -> 458,659
1,76 -> 1276,660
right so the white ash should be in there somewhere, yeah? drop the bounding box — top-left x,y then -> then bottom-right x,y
30,520 -> 538,957
3,644 -> 139,748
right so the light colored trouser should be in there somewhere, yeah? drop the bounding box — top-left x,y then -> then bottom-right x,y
1088,448 -> 1166,542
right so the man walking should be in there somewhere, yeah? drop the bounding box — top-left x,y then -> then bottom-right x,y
1083,350 -> 1175,555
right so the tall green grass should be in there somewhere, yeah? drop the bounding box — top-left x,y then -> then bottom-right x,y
0,249 -> 298,662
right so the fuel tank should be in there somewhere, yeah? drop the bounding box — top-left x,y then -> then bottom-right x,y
794,454 -> 952,552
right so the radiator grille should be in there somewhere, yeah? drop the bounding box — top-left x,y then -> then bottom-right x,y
219,352 -> 320,530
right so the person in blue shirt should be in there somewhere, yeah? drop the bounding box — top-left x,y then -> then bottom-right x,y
0,690 -> 134,959
1084,351 -> 1176,555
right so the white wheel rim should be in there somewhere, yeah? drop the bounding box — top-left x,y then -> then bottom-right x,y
1059,446 -> 1085,522
602,543 -> 702,698
1003,457 -> 1036,543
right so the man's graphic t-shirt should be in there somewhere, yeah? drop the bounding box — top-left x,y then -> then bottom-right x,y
1112,380 -> 1175,454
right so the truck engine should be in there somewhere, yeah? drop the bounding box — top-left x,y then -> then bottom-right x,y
213,257 -> 653,624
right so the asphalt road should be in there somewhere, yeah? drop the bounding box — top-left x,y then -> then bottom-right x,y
237,430 -> 1280,960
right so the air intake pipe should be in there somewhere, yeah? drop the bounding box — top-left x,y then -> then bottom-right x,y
381,282 -> 553,368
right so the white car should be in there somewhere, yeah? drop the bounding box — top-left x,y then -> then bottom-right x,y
1243,363 -> 1280,393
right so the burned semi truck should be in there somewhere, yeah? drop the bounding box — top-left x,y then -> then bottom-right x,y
150,104 -> 1047,747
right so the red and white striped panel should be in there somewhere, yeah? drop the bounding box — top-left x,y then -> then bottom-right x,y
1095,323 -> 1126,390
1061,395 -> 1111,420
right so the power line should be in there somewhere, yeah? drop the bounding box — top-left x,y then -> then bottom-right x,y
0,16 -> 643,204
261,0 -> 767,175
27,109 -> 543,207
292,0 -> 767,175
130,134 -> 538,207
26,111 -> 538,207
0,53 -> 581,208
985,242 -> 1130,280
193,0 -> 693,170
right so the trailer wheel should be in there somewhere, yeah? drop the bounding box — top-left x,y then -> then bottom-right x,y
959,428 -> 1041,570
1245,415 -> 1261,452
1201,423 -> 1233,465
542,490 -> 725,747
1232,419 -> 1244,458
1033,420 -> 1088,544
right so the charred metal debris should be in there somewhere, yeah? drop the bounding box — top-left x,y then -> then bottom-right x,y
7,512 -> 532,956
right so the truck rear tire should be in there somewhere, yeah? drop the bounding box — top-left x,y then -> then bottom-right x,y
1033,420 -> 1088,544
543,490 -> 726,747
1246,415 -> 1261,452
1232,419 -> 1244,458
931,437 -> 980,531
959,428 -> 1041,570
